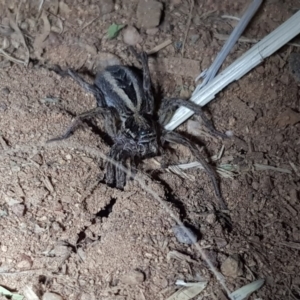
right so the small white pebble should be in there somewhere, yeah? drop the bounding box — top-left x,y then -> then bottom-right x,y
42,292 -> 63,300
65,154 -> 72,160
1,245 -> 8,252
120,270 -> 145,285
123,26 -> 142,45
225,130 -> 234,137
173,225 -> 198,244
17,259 -> 32,269
206,213 -> 216,224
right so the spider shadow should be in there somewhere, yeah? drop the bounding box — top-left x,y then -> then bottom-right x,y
151,172 -> 188,219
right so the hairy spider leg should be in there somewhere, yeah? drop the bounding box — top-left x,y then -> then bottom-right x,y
106,144 -> 128,188
48,106 -> 119,142
55,66 -> 107,107
159,98 -> 228,139
161,130 -> 227,210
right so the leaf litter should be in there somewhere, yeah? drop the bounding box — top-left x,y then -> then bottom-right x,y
0,15 -> 29,66
8,14 -> 30,65
229,279 -> 265,300
166,280 -> 208,300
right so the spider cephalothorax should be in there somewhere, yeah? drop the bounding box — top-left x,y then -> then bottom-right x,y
49,47 -> 228,209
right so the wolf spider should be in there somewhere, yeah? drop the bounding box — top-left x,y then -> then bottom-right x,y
49,47 -> 227,209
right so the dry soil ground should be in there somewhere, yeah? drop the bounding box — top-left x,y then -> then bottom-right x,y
0,0 -> 300,299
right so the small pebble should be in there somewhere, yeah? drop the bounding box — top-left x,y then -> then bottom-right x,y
225,130 -> 234,137
228,116 -> 236,127
52,222 -> 61,231
11,204 -> 25,216
42,292 -> 63,300
1,245 -> 8,252
123,26 -> 142,46
17,258 -> 32,269
206,213 -> 216,224
120,270 -> 145,285
51,245 -> 70,257
214,237 -> 228,248
279,73 -> 289,85
65,154 -> 72,160
99,0 -> 115,15
172,225 -> 198,244
252,181 -> 259,190
221,254 -> 244,278
274,133 -> 284,143
79,293 -> 96,300
20,22 -> 28,30
136,0 -> 163,29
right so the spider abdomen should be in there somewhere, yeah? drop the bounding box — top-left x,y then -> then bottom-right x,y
95,65 -> 158,154
95,65 -> 151,116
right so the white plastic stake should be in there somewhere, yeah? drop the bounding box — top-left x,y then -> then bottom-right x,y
165,10 -> 300,131
194,0 -> 263,92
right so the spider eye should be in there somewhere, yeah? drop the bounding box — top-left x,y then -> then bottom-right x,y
140,130 -> 150,136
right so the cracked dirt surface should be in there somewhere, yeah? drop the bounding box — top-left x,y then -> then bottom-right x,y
0,0 -> 300,299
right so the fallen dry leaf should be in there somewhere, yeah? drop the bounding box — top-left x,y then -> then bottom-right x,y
229,279 -> 265,300
51,18 -> 64,34
8,14 -> 30,65
166,281 -> 208,300
59,1 -> 71,16
1,37 -> 10,49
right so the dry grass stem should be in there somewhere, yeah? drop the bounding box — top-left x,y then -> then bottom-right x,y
147,39 -> 172,54
0,49 -> 27,65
